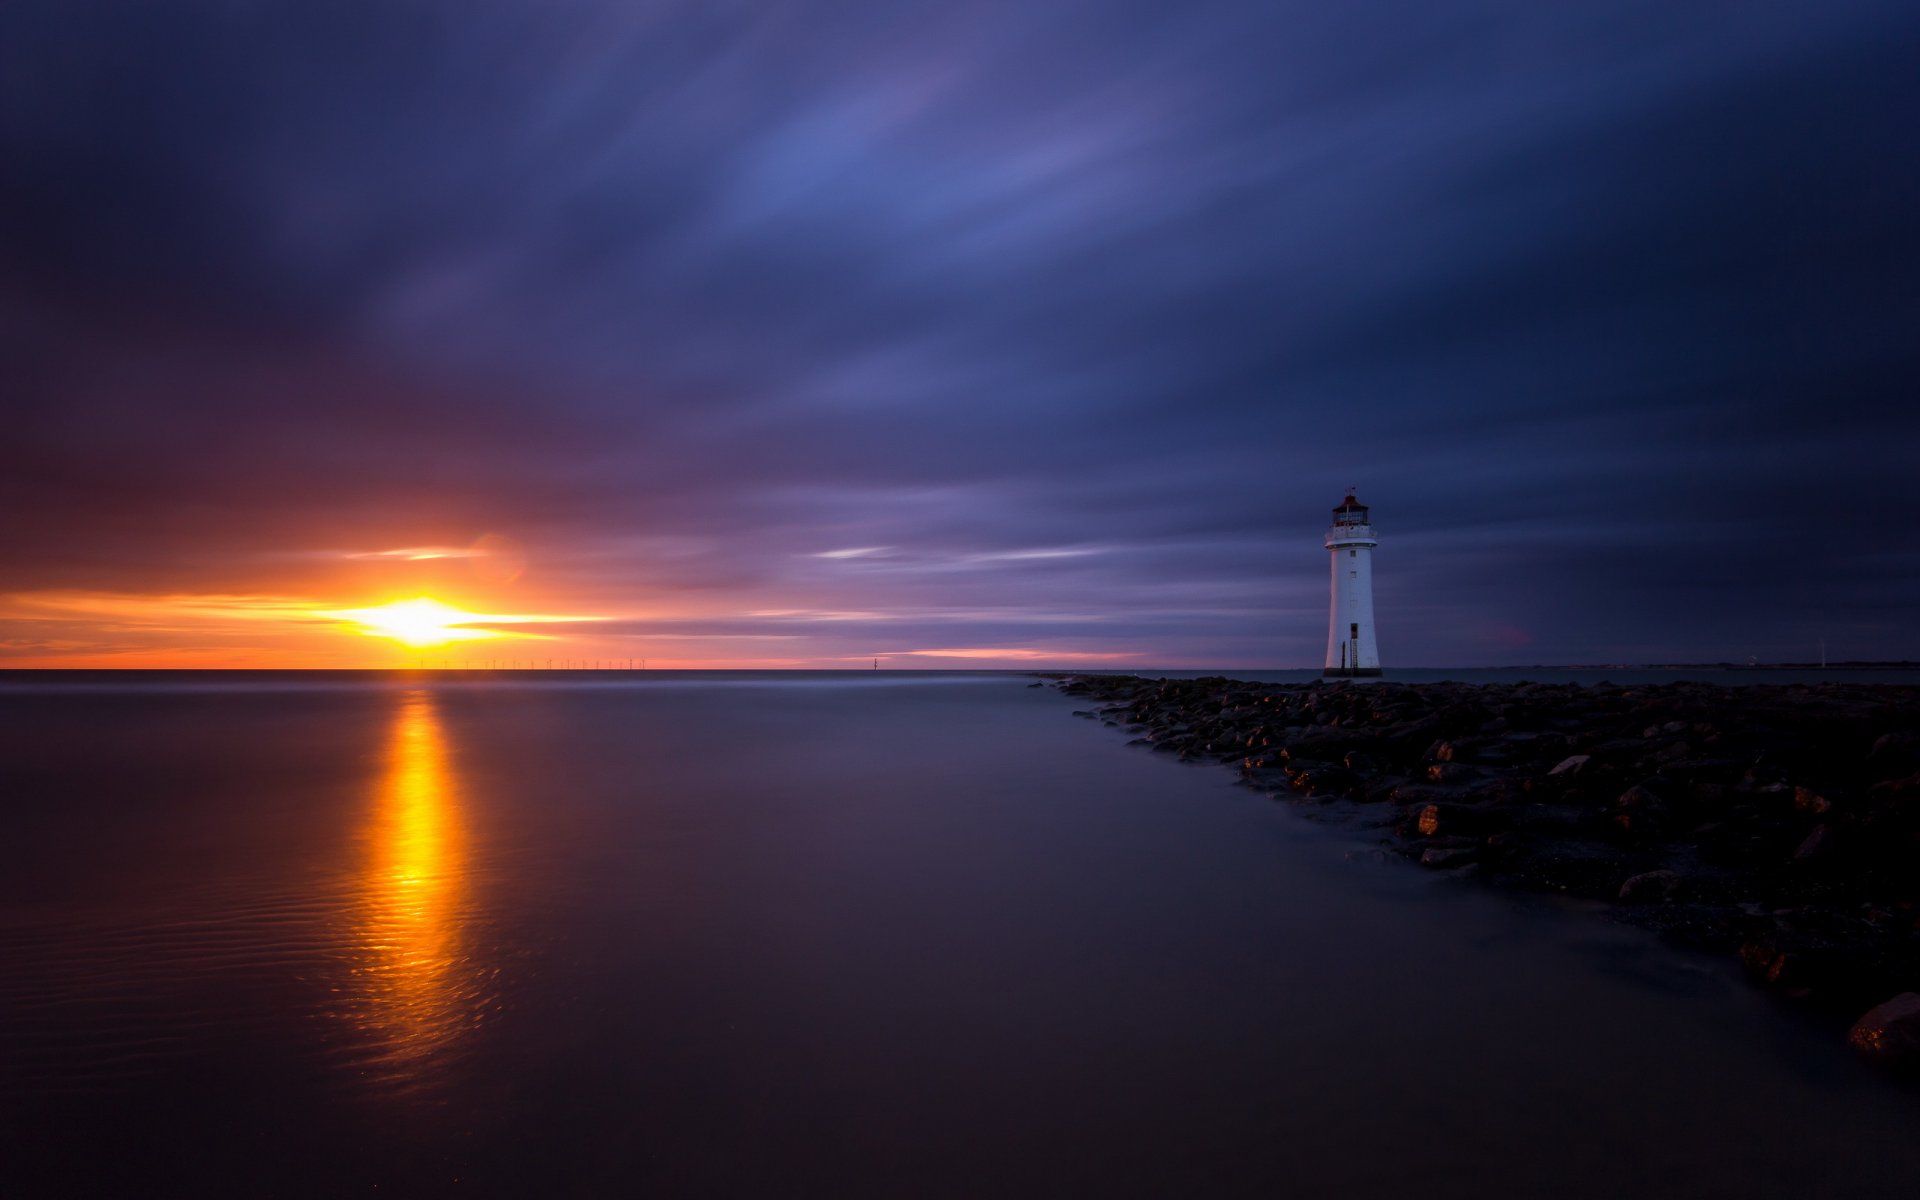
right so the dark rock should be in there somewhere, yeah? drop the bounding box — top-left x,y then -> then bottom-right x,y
1869,771 -> 1920,798
1867,732 -> 1918,775
1792,824 -> 1829,861
1592,737 -> 1649,757
1360,777 -> 1410,804
1420,846 -> 1477,868
1387,781 -> 1474,806
1661,758 -> 1742,784
1548,754 -> 1591,776
1793,786 -> 1831,814
1293,766 -> 1360,797
1650,740 -> 1693,762
1616,784 -> 1664,809
1414,801 -> 1506,837
1740,940 -> 1784,981
1619,869 -> 1683,903
1610,810 -> 1664,838
1848,993 -> 1920,1064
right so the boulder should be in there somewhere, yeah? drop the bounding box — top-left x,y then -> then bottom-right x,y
1282,758 -> 1337,780
1388,781 -> 1474,806
1661,758 -> 1742,784
1740,941 -> 1786,982
1867,731 -> 1918,775
1548,754 -> 1590,776
1414,801 -> 1507,837
1292,766 -> 1360,797
1792,824 -> 1829,861
1848,993 -> 1920,1065
1618,869 -> 1682,903
1792,786 -> 1831,814
1616,784 -> 1663,809
1869,771 -> 1920,798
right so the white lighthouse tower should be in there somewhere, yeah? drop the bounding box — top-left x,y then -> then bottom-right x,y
1323,493 -> 1381,677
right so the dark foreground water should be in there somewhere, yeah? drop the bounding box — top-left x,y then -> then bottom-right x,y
4,672 -> 1920,1198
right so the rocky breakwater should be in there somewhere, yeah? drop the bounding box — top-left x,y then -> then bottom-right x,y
1052,674 -> 1920,1067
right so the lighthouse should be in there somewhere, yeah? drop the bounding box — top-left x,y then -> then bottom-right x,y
1323,493 -> 1381,677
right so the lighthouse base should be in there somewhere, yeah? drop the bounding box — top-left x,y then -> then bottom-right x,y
1322,667 -> 1383,678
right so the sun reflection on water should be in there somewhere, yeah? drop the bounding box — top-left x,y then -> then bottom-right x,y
352,689 -> 482,1079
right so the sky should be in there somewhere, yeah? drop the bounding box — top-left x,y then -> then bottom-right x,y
3,0 -> 1917,668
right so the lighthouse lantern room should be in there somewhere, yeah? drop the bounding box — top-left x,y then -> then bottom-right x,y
1323,493 -> 1382,678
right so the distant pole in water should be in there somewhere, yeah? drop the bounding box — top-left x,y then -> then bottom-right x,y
1323,491 -> 1383,678
873,657 -> 878,671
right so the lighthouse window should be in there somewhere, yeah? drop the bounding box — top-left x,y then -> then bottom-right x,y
1349,550 -> 1356,558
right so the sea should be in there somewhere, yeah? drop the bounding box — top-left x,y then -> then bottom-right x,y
3,668 -> 1919,1198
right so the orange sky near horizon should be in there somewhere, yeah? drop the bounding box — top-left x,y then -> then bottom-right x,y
0,538 -> 1146,670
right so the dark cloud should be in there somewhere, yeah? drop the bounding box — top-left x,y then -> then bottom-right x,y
3,0 -> 1917,664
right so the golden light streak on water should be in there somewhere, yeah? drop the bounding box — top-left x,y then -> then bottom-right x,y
352,689 -> 476,1079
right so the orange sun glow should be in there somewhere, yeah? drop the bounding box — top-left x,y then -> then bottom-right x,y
323,598 -> 508,648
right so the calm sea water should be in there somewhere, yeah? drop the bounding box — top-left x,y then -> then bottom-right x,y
3,671 -> 1919,1198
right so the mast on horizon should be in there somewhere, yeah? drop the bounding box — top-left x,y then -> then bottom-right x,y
1323,492 -> 1382,678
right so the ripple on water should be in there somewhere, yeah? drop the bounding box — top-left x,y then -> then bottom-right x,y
1,689 -> 506,1103
0,863 -> 501,1101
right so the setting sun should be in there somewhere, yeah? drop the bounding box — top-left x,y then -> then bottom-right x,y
325,598 -> 504,648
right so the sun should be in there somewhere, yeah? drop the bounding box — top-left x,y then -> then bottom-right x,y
325,598 -> 504,648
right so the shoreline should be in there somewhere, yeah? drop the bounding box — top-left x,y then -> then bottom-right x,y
1048,673 -> 1920,1062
